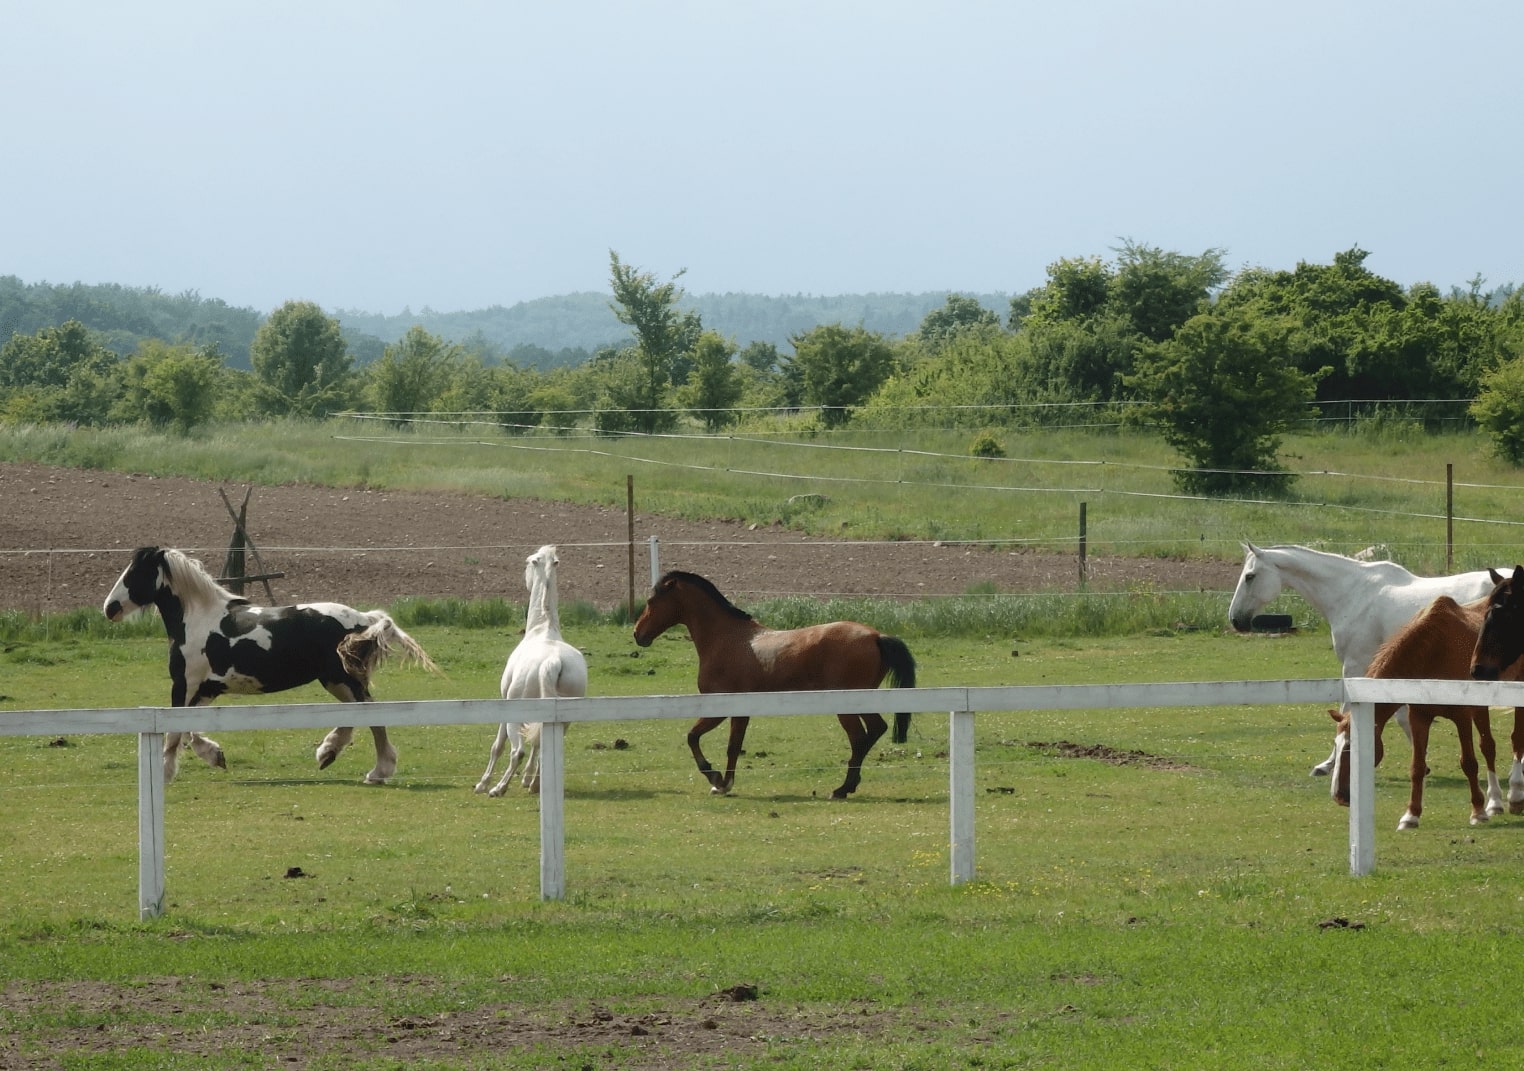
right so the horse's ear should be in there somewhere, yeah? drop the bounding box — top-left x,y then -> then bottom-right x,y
1242,541 -> 1257,554
1491,567 -> 1506,585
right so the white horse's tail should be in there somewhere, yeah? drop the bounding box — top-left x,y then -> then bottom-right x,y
338,614 -> 441,679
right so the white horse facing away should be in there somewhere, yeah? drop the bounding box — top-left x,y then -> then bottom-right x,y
1228,542 -> 1500,777
475,545 -> 588,796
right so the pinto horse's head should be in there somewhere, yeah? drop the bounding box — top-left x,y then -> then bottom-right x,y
1471,566 -> 1524,681
103,546 -> 168,621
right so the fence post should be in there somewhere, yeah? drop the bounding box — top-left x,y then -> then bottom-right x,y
648,534 -> 660,590
949,709 -> 975,884
138,732 -> 166,919
1348,701 -> 1376,876
539,720 -> 566,901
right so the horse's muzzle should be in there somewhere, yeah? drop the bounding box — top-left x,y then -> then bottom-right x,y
633,630 -> 652,648
104,600 -> 123,622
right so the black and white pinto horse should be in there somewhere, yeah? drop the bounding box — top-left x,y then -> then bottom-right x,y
104,546 -> 438,784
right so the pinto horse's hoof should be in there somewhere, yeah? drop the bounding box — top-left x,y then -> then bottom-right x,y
1511,800 -> 1524,815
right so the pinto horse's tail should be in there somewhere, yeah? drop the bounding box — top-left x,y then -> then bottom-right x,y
338,614 -> 442,680
878,634 -> 916,744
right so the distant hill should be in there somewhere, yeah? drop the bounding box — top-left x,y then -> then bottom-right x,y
335,290 -> 1013,367
0,276 -> 1011,371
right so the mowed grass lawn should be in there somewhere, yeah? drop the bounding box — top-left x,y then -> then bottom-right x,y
5,622 -> 1524,1067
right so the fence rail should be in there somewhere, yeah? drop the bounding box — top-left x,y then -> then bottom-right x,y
7,676 -> 1520,919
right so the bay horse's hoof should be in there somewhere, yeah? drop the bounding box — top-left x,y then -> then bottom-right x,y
1511,800 -> 1524,815
1397,814 -> 1420,830
830,788 -> 851,800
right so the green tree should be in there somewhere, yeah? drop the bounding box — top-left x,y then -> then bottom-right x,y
1472,358 -> 1524,463
250,300 -> 354,417
678,331 -> 743,431
1127,307 -> 1324,495
0,320 -> 121,425
1111,240 -> 1228,343
607,252 -> 695,433
789,323 -> 896,428
367,325 -> 462,423
916,294 -> 1000,351
115,340 -> 222,433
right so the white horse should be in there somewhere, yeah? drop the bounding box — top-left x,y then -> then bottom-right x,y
475,545 -> 588,796
1228,542 -> 1501,778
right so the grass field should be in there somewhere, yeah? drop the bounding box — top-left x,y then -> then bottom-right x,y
5,621 -> 1524,1067
5,418 -> 1524,1066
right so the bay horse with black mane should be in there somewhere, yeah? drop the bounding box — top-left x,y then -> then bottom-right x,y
104,546 -> 439,784
1330,572 -> 1524,829
632,570 -> 915,799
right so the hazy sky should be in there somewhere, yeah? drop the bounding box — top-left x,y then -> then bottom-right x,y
4,1 -> 1520,315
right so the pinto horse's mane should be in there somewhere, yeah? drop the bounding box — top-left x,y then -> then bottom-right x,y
159,547 -> 248,611
660,570 -> 753,622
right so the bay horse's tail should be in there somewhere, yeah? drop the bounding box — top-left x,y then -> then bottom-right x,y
338,613 -> 442,680
878,634 -> 916,744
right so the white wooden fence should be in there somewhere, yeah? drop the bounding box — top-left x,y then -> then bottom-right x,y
6,675 -> 1522,919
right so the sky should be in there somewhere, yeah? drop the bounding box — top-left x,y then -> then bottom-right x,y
4,0 -> 1521,316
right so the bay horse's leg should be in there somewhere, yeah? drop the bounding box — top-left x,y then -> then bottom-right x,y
475,723 -> 510,794
687,716 -> 728,793
1399,709 -> 1433,830
1476,708 -> 1505,817
719,716 -> 750,795
1510,708 -> 1524,814
1456,709 -> 1489,826
831,713 -> 888,799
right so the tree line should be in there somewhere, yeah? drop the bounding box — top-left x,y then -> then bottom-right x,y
4,246 -> 1524,493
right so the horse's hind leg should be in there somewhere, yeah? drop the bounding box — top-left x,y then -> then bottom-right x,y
489,724 -> 529,798
475,723 -> 511,794
831,714 -> 887,799
364,726 -> 397,784
162,731 -> 184,783
187,731 -> 226,771
1399,710 -> 1434,830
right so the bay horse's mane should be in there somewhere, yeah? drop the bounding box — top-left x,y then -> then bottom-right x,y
661,570 -> 753,622
159,547 -> 250,611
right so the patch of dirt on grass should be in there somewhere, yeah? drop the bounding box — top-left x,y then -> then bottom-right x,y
0,977 -> 893,1070
1025,739 -> 1196,771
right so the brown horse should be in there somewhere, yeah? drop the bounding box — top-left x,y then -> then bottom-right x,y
1331,582 -> 1524,829
632,570 -> 915,799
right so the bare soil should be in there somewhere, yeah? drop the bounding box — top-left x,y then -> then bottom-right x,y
0,462 -> 1241,615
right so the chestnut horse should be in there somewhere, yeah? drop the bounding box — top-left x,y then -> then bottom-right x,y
1330,579 -> 1524,829
632,570 -> 915,799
